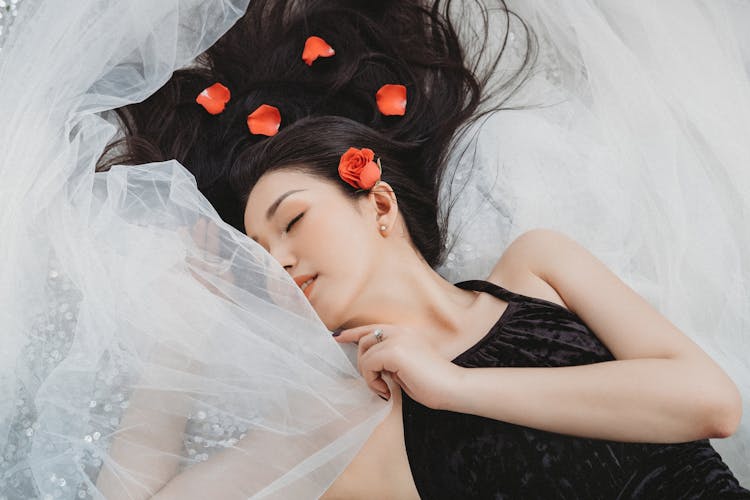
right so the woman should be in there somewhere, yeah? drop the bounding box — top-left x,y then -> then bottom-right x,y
96,114 -> 749,499
94,0 -> 749,496
2,0 -> 749,498
228,115 -> 749,498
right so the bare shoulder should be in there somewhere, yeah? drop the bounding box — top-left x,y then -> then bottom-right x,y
486,229 -> 572,310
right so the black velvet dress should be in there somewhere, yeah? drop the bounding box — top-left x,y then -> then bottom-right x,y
401,279 -> 750,499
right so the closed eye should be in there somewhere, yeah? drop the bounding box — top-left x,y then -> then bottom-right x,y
285,212 -> 304,232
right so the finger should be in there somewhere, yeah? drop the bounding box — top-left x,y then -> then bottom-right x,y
335,324 -> 377,343
335,324 -> 388,344
187,218 -> 210,267
381,370 -> 396,397
356,331 -> 384,379
390,371 -> 414,400
219,246 -> 239,286
391,371 -> 405,391
195,218 -> 220,262
357,328 -> 383,359
207,218 -> 221,255
363,365 -> 389,396
360,353 -> 390,396
359,344 -> 394,396
191,217 -> 208,245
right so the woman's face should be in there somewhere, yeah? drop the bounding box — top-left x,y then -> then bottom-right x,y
243,168 -> 392,330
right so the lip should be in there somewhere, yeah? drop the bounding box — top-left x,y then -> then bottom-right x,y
302,276 -> 317,299
293,273 -> 318,297
293,273 -> 317,287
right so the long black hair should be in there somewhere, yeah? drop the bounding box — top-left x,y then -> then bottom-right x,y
96,0 -> 537,268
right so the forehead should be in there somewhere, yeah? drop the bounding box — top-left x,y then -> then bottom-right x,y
244,169 -> 330,233
247,169 -> 324,208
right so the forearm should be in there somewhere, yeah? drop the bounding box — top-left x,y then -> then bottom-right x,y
95,344 -> 198,499
446,358 -> 737,443
151,426 -> 332,498
150,442 -> 257,498
95,389 -> 190,499
149,406 -> 369,498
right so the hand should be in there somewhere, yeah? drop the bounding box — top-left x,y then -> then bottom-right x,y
180,216 -> 237,300
334,324 -> 465,409
175,216 -> 237,368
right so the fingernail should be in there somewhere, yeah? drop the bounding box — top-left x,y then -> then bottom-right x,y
331,330 -> 342,337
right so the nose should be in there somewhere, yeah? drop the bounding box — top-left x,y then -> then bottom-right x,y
268,239 -> 296,272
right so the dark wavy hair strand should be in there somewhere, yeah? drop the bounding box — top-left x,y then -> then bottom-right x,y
96,0 -> 537,269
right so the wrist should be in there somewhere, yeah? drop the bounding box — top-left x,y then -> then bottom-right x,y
440,364 -> 471,412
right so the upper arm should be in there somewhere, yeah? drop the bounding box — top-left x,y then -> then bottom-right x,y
493,229 -> 709,362
490,229 -> 742,435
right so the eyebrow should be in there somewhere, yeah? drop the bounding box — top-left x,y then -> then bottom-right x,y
249,189 -> 307,242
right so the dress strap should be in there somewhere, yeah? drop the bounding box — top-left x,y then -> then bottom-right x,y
453,279 -> 523,303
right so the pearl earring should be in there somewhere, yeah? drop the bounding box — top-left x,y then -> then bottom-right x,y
380,225 -> 386,231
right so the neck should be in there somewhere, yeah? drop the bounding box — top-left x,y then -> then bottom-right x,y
341,245 -> 480,341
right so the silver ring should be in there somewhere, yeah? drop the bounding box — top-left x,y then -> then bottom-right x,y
373,328 -> 384,343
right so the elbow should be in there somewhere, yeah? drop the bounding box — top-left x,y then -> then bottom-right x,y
703,384 -> 743,439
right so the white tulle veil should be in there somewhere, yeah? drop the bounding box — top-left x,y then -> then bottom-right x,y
441,0 -> 750,486
0,1 -> 390,498
1,0 -> 748,498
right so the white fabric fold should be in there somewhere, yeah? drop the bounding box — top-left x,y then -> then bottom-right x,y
1,0 -> 748,497
0,2 -> 388,499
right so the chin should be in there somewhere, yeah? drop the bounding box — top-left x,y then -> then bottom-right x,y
314,303 -> 343,333
313,276 -> 356,331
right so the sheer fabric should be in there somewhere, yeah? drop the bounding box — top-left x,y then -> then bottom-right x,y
0,2 -> 389,499
1,0 -> 748,498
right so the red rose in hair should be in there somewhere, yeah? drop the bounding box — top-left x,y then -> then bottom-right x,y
338,147 -> 382,190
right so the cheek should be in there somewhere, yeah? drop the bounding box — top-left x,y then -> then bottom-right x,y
306,212 -> 378,280
314,211 -> 373,256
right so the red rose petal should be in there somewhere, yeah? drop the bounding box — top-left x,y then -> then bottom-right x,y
302,36 -> 335,66
338,148 -> 362,188
196,82 -> 231,115
359,161 -> 382,189
376,84 -> 407,116
360,148 -> 375,162
247,104 -> 281,136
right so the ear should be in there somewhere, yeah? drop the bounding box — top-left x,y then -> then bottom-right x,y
368,181 -> 398,230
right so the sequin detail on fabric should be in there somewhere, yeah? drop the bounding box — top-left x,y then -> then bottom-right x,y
401,279 -> 750,499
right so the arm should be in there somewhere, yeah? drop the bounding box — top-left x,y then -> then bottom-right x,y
94,342 -> 196,499
95,341 -> 318,499
97,219 -> 254,498
445,229 -> 742,443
